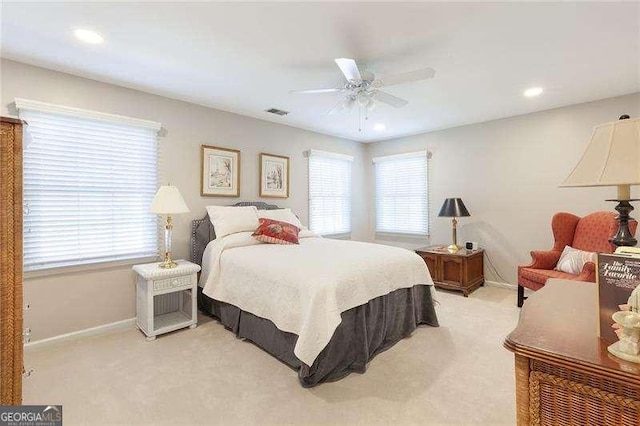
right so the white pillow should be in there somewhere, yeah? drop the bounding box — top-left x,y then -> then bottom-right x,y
555,245 -> 596,275
258,208 -> 305,229
206,205 -> 259,239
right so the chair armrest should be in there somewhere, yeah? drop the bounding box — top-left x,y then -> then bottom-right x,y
576,261 -> 597,283
524,250 -> 562,270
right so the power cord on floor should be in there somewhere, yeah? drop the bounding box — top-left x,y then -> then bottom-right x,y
484,250 -> 510,284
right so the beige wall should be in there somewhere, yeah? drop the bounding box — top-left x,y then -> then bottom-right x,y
365,92 -> 640,285
1,59 -> 368,341
4,57 -> 639,341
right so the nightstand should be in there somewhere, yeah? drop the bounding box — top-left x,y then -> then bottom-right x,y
415,245 -> 484,297
132,259 -> 201,341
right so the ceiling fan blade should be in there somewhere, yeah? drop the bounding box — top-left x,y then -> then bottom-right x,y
370,90 -> 408,108
374,67 -> 435,88
327,101 -> 345,115
327,97 -> 355,115
289,88 -> 344,94
335,58 -> 362,83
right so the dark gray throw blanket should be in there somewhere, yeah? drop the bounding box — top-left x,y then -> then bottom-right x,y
198,285 -> 439,387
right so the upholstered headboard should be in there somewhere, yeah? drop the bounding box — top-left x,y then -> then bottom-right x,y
190,201 -> 281,266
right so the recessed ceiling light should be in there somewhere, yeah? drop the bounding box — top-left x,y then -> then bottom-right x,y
523,87 -> 543,98
373,123 -> 386,132
74,29 -> 104,44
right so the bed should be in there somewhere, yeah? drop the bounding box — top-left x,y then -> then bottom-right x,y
192,202 -> 439,387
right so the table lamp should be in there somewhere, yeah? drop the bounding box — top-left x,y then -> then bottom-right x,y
150,185 -> 190,268
438,198 -> 471,252
560,115 -> 640,247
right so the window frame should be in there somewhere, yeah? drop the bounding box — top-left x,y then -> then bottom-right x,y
17,98 -> 162,273
373,150 -> 430,237
306,149 -> 354,237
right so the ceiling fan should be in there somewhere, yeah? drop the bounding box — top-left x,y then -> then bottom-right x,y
290,58 -> 435,120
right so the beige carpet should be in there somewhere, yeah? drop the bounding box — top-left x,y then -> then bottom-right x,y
23,286 -> 520,425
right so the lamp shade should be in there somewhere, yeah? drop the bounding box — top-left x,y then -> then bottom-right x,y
560,116 -> 640,189
149,185 -> 190,214
438,198 -> 470,217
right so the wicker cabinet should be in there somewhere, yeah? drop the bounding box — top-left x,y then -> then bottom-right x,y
415,245 -> 484,297
505,279 -> 640,425
0,117 -> 23,405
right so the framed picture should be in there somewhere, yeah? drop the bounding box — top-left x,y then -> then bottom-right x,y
200,145 -> 241,197
259,153 -> 290,198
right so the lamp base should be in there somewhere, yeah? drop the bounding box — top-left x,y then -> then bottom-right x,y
158,260 -> 178,269
448,218 -> 459,253
158,252 -> 178,269
607,199 -> 638,247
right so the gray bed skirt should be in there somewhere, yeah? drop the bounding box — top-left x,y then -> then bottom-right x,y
198,285 -> 439,387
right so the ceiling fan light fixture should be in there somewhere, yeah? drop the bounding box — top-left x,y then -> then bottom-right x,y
357,93 -> 370,107
342,97 -> 355,110
373,123 -> 386,132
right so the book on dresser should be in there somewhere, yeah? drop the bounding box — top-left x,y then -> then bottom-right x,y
597,252 -> 640,344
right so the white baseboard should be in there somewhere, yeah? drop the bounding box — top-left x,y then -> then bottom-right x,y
485,280 -> 517,291
25,317 -> 136,351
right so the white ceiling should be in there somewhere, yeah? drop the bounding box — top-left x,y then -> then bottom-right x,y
2,2 -> 639,142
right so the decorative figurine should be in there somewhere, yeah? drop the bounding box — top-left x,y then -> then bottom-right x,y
608,285 -> 640,363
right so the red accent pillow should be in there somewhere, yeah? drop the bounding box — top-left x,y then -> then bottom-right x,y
252,218 -> 300,245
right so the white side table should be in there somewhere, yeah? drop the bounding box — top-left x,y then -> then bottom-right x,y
132,259 -> 201,341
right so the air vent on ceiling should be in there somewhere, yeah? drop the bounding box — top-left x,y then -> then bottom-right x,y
265,108 -> 289,116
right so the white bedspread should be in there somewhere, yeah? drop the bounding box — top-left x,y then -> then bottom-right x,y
199,232 -> 435,366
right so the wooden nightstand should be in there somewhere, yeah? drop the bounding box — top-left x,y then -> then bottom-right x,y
132,259 -> 201,341
415,245 -> 484,297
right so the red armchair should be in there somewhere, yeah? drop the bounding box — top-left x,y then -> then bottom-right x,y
517,211 -> 637,307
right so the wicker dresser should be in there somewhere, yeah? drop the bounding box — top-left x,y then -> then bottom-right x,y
0,117 -> 23,405
505,279 -> 640,425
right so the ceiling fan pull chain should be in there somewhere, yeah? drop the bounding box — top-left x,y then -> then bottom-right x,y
358,105 -> 362,132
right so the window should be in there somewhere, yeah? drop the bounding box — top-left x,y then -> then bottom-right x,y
17,99 -> 161,271
307,150 -> 353,236
374,151 -> 429,235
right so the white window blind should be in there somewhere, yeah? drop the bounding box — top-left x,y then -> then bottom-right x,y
308,150 -> 353,236
19,103 -> 160,271
374,151 -> 429,235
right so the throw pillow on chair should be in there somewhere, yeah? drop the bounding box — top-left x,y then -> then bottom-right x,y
555,246 -> 597,275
